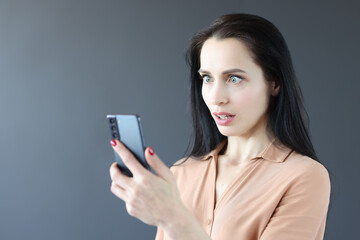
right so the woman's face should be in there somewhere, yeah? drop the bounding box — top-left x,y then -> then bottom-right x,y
200,37 -> 276,138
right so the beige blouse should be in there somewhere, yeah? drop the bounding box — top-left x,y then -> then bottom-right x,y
155,138 -> 331,240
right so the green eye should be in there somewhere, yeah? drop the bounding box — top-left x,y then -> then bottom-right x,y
229,75 -> 243,84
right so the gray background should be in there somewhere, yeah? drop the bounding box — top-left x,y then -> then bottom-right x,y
0,0 -> 359,239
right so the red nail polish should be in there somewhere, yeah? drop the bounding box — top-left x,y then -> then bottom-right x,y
110,139 -> 117,147
148,147 -> 154,156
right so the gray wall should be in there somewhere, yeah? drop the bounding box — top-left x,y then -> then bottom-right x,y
0,0 -> 359,239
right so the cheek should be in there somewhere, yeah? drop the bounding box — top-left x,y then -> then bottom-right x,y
232,91 -> 256,108
232,89 -> 268,114
201,85 -> 209,106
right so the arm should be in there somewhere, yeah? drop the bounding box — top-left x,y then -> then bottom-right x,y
260,163 -> 331,240
109,140 -> 210,240
156,205 -> 211,240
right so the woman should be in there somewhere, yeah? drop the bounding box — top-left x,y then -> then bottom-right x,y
109,13 -> 331,240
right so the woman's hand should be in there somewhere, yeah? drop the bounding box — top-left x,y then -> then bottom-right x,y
109,139 -> 186,228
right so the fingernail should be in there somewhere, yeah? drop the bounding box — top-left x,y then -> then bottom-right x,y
110,139 -> 117,147
148,147 -> 154,156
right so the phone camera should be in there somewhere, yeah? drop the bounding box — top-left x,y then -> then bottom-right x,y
111,126 -> 117,131
109,118 -> 115,124
112,133 -> 118,139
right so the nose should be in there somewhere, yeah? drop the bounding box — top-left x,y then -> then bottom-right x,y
208,81 -> 229,106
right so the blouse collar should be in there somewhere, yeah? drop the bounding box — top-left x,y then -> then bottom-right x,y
202,137 -> 293,163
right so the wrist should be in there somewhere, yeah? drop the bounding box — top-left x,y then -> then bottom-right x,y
158,203 -> 188,231
159,204 -> 209,240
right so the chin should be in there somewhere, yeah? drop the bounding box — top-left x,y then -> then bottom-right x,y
217,126 -> 239,137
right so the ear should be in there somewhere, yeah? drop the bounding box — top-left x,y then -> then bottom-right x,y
271,81 -> 280,96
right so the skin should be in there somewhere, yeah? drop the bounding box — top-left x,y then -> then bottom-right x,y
109,37 -> 280,239
109,140 -> 209,239
200,37 -> 279,204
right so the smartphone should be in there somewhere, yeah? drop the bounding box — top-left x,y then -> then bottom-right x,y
106,114 -> 150,177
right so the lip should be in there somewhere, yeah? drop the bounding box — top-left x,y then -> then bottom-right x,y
212,112 -> 236,126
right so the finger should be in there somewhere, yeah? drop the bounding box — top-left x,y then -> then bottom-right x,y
110,181 -> 129,202
110,139 -> 149,177
109,162 -> 132,189
144,146 -> 175,183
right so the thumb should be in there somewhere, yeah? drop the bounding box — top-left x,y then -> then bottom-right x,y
145,146 -> 174,183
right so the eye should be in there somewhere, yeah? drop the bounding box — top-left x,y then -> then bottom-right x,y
201,75 -> 212,83
228,75 -> 243,84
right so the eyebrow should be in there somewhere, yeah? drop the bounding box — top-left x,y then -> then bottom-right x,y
198,68 -> 247,74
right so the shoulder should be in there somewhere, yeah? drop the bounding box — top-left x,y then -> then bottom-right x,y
259,152 -> 331,239
171,156 -> 207,167
169,156 -> 210,180
170,156 -> 209,171
285,151 -> 330,180
281,151 -> 331,196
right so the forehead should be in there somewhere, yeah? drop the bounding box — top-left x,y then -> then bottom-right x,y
199,37 -> 256,71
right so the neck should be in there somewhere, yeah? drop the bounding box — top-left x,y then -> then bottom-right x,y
222,122 -> 275,164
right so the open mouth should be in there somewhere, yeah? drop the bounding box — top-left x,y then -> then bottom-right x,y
215,114 -> 235,120
212,112 -> 236,125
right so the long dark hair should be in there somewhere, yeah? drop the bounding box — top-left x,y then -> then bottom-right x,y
181,13 -> 320,163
